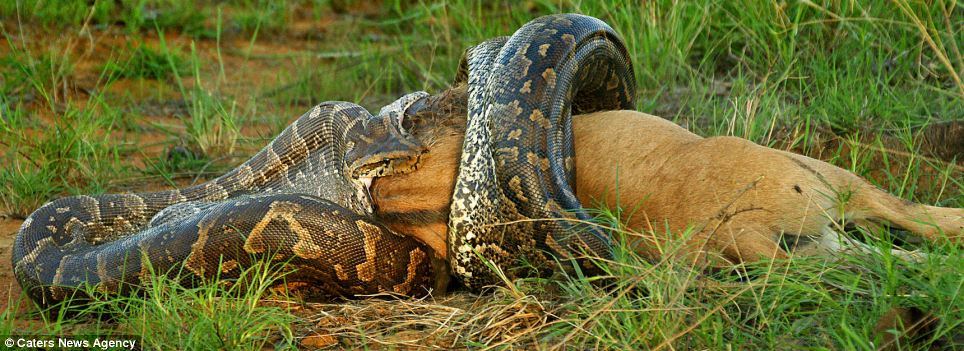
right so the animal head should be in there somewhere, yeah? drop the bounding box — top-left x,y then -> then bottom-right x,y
346,92 -> 430,185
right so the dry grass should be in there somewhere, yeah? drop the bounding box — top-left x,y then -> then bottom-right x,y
279,290 -> 551,349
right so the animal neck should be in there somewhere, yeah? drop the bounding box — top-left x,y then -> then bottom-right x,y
370,86 -> 469,258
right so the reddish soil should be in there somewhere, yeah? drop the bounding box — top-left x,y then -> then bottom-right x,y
0,219 -> 26,313
0,6 -> 358,319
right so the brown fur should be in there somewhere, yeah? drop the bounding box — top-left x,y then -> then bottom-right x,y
371,87 -> 963,264
571,111 -> 962,265
370,129 -> 462,257
371,88 -> 467,258
873,307 -> 941,351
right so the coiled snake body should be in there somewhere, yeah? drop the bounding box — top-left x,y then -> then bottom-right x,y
13,93 -> 442,307
12,14 -> 636,305
449,14 -> 636,288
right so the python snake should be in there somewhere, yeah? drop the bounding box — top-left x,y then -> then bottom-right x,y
13,93 -> 445,307
448,14 -> 636,288
12,14 -> 636,306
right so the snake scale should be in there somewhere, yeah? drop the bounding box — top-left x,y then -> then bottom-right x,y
12,13 -> 636,306
449,14 -> 636,288
13,93 -> 445,307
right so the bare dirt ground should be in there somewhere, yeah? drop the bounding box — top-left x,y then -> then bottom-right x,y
0,219 -> 25,313
0,8 -> 356,323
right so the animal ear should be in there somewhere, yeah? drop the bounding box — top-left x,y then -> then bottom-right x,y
400,97 -> 427,134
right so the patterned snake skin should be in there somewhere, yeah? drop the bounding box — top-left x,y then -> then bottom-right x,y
12,14 -> 637,306
13,93 -> 443,307
449,14 -> 637,288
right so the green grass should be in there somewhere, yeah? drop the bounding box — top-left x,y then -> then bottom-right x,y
175,42 -> 242,160
5,260 -> 296,350
105,261 -> 297,349
0,92 -> 125,217
0,0 -> 961,349
103,43 -> 188,80
534,219 -> 964,349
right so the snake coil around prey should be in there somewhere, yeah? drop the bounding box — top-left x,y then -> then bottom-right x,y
12,13 -> 637,306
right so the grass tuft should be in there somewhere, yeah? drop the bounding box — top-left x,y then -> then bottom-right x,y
103,43 -> 188,80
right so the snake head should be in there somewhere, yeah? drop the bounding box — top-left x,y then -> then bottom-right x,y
346,92 -> 430,185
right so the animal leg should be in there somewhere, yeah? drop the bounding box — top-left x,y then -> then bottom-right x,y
813,227 -> 929,262
684,221 -> 789,268
847,185 -> 963,245
718,223 -> 789,265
